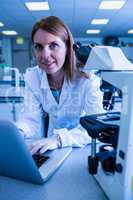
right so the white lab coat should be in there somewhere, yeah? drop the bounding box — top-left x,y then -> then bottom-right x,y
16,66 -> 104,147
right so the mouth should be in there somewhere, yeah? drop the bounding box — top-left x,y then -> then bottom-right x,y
41,61 -> 55,69
41,59 -> 54,64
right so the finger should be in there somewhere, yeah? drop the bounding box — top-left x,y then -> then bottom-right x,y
27,142 -> 39,151
27,143 -> 34,151
28,140 -> 42,152
40,145 -> 49,154
30,143 -> 44,155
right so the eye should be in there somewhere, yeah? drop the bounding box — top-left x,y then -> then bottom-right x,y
33,43 -> 43,52
49,42 -> 59,50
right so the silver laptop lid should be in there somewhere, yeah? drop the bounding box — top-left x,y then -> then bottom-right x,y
0,120 -> 43,184
0,120 -> 72,184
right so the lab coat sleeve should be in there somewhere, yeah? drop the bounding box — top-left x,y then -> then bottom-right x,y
15,72 -> 44,138
53,125 -> 91,147
54,74 -> 104,147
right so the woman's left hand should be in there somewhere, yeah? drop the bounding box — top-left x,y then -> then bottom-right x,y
28,136 -> 58,155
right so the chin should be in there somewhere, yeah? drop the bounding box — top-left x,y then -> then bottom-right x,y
46,69 -> 59,75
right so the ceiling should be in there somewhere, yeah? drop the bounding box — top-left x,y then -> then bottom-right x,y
0,0 -> 133,39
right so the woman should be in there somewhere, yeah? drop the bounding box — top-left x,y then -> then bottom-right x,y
16,16 -> 103,154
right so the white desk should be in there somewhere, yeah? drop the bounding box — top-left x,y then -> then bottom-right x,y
0,147 -> 108,200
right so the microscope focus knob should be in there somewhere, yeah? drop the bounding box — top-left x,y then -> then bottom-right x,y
115,163 -> 123,173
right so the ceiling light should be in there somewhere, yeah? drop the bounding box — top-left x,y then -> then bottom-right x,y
128,29 -> 133,34
99,1 -> 125,10
25,2 -> 49,11
86,29 -> 101,34
0,22 -> 4,27
2,30 -> 18,36
91,19 -> 109,25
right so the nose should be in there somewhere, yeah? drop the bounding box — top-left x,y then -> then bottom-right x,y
41,46 -> 51,61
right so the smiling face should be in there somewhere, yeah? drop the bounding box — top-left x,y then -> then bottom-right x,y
33,29 -> 67,75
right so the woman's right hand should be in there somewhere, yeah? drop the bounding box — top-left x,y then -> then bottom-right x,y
27,136 -> 59,155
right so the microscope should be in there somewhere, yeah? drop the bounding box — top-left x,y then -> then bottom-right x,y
75,44 -> 133,200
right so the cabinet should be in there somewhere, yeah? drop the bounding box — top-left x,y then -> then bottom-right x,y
0,85 -> 24,121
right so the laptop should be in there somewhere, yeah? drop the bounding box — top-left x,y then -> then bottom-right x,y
0,119 -> 72,184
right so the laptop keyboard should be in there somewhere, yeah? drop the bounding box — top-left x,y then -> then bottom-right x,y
32,153 -> 49,168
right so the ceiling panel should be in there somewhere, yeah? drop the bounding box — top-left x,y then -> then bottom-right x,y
0,0 -> 133,39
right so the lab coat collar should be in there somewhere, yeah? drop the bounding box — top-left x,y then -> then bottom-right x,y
40,70 -> 49,90
40,68 -> 72,90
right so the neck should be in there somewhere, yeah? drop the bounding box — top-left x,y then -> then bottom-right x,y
47,69 -> 64,90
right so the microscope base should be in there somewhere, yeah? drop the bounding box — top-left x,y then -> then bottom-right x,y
94,164 -> 133,200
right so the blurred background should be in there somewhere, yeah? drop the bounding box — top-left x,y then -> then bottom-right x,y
0,0 -> 132,121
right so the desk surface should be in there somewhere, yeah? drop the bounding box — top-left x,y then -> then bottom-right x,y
0,147 -> 108,200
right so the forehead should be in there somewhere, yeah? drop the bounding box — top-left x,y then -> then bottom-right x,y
33,29 -> 64,45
